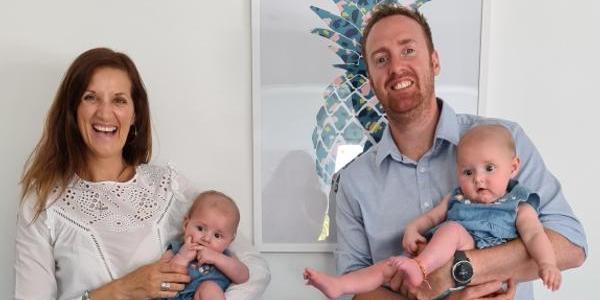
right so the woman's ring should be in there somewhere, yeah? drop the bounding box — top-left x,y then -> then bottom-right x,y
160,282 -> 171,291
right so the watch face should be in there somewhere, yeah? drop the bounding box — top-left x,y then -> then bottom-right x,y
452,261 -> 473,284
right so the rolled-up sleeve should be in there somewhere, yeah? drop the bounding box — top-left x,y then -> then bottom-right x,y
334,172 -> 373,276
512,124 -> 588,255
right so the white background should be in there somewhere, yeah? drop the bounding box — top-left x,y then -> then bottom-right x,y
0,0 -> 598,299
256,0 -> 481,250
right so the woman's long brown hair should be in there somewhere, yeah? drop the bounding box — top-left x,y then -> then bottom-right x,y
20,48 -> 152,220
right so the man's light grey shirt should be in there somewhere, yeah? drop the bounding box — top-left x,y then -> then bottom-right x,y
333,101 -> 587,299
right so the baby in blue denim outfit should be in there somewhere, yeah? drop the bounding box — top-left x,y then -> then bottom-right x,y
164,190 -> 248,300
444,179 -> 539,249
304,124 -> 561,299
395,124 -> 561,290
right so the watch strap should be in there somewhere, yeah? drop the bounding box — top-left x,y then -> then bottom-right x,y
452,250 -> 472,287
454,250 -> 469,264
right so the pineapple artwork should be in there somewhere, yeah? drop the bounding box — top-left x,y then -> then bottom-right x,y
311,0 -> 432,240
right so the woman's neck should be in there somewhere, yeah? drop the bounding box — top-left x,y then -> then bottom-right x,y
80,156 -> 134,182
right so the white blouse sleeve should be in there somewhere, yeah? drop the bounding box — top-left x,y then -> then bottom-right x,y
225,235 -> 271,300
170,166 -> 271,300
14,196 -> 57,300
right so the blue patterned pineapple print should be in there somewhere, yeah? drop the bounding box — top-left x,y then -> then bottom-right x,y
311,0 -> 432,240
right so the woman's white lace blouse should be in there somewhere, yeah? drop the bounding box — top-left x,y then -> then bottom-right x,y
14,164 -> 270,300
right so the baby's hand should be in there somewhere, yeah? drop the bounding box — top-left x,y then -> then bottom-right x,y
539,263 -> 561,291
179,236 -> 201,260
402,226 -> 426,256
170,236 -> 203,266
196,245 -> 221,265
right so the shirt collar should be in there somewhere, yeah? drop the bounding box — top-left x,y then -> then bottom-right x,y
374,99 -> 461,166
434,99 -> 460,147
375,124 -> 402,166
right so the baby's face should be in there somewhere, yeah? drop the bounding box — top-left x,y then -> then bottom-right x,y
183,205 -> 236,253
456,140 -> 519,204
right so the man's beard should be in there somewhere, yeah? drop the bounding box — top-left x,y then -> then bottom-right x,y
377,69 -> 435,125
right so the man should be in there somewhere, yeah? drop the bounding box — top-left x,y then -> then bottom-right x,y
333,4 -> 587,300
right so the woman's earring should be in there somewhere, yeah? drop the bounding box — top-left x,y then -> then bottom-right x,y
128,124 -> 138,142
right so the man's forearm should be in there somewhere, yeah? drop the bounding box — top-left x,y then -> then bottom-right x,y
353,287 -> 407,300
468,229 -> 585,284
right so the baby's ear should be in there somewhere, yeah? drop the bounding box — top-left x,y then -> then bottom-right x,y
183,216 -> 189,231
511,157 -> 521,177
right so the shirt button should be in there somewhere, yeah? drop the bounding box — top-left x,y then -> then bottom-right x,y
419,167 -> 426,173
424,202 -> 431,209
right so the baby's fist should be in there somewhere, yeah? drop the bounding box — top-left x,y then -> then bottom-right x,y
539,263 -> 561,291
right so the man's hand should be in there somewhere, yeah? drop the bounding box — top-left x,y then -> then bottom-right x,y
411,256 -> 454,299
387,266 -> 412,298
409,258 -> 515,300
447,279 -> 516,300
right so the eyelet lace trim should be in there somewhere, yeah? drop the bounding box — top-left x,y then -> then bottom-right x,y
52,165 -> 173,233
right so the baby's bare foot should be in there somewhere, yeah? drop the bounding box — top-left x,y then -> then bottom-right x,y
304,268 -> 344,299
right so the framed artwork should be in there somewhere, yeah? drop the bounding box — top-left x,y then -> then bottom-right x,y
252,0 -> 490,252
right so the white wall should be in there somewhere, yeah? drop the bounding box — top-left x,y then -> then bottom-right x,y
0,0 -> 254,298
262,1 -> 600,299
485,0 -> 599,298
0,0 -> 598,300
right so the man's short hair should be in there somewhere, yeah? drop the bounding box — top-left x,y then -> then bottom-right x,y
361,4 -> 435,62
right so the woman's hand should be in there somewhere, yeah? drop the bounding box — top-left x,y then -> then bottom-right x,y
91,252 -> 191,300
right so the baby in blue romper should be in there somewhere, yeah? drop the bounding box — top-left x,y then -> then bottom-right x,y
304,124 -> 561,299
164,190 -> 248,300
396,124 -> 562,290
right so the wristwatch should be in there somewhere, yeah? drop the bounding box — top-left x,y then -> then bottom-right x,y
451,250 -> 473,287
432,251 -> 474,300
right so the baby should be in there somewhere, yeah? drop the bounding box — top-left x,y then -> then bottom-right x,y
304,124 -> 561,298
165,190 -> 249,300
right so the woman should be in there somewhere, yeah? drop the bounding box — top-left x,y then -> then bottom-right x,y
15,48 -> 270,300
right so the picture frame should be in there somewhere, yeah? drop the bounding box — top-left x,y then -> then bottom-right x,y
252,0 -> 491,252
